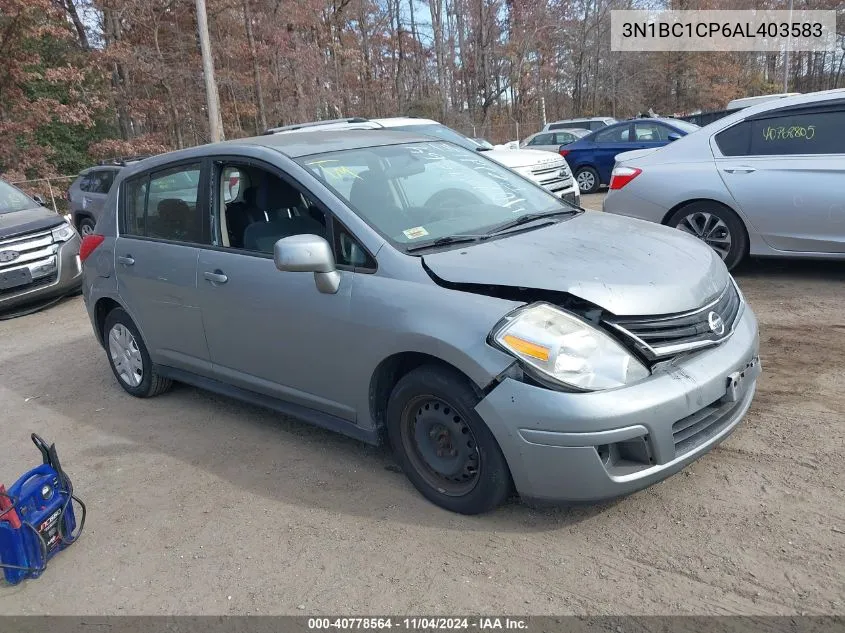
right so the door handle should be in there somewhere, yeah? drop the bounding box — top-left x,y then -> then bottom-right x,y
723,166 -> 756,174
117,255 -> 135,266
203,270 -> 228,284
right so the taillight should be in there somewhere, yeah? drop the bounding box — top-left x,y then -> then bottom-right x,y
79,234 -> 105,262
609,166 -> 642,190
559,149 -> 570,157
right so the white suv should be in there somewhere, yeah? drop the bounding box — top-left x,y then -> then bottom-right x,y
264,117 -> 581,207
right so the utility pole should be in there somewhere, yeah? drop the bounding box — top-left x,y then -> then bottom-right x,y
196,0 -> 224,142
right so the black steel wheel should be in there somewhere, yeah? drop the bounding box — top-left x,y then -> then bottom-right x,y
387,365 -> 511,514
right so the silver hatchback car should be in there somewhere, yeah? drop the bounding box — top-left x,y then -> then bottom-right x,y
603,89 -> 845,270
81,130 -> 760,514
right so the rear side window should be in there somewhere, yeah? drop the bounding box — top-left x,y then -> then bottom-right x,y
595,125 -> 630,143
716,106 -> 845,156
78,174 -> 94,192
121,163 -> 207,244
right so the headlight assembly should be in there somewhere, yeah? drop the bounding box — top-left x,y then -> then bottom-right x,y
51,222 -> 77,242
491,302 -> 649,391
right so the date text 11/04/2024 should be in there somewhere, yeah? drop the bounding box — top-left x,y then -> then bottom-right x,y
620,21 -> 823,39
308,618 -> 528,630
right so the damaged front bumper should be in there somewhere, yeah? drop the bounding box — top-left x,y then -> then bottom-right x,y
475,305 -> 760,503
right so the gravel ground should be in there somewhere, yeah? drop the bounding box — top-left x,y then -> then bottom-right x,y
0,244 -> 843,615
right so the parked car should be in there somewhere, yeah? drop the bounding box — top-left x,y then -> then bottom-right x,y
521,129 -> 590,152
543,117 -> 617,132
69,157 -> 151,236
0,178 -> 82,314
80,129 -> 760,514
604,90 -> 845,270
561,118 -> 700,194
265,117 -> 580,206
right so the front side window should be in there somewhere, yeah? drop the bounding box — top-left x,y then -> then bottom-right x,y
0,179 -> 38,215
298,141 -> 575,249
121,163 -> 206,243
528,134 -> 552,146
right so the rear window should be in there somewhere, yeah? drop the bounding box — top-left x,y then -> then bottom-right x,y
716,106 -> 845,156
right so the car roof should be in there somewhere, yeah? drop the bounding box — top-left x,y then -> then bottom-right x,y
549,117 -> 613,123
115,129 -> 437,178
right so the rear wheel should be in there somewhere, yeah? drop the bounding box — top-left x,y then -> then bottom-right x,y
387,365 -> 511,514
667,201 -> 747,270
77,217 -> 96,237
575,166 -> 600,194
103,308 -> 172,398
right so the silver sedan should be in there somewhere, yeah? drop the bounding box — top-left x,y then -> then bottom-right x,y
603,89 -> 845,270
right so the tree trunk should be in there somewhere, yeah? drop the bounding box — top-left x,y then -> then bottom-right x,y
59,0 -> 90,50
243,0 -> 267,133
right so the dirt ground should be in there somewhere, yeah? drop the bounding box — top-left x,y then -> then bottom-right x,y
1,218 -> 843,614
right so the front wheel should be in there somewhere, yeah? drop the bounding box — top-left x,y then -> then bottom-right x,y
575,166 -> 600,194
387,365 -> 511,514
77,217 -> 96,237
667,201 -> 747,270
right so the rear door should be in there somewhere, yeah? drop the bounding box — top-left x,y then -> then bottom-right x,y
591,123 -> 636,182
713,100 -> 845,253
115,161 -> 213,374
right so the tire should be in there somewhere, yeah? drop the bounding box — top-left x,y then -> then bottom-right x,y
103,308 -> 172,398
77,217 -> 96,237
667,201 -> 748,271
575,166 -> 600,194
386,365 -> 511,514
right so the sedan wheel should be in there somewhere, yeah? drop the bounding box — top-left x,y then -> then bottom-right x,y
667,201 -> 748,271
108,323 -> 143,388
575,167 -> 600,194
78,219 -> 96,236
676,212 -> 732,261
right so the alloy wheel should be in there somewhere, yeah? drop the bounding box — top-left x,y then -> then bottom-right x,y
576,170 -> 595,192
676,211 -> 733,260
108,323 -> 143,387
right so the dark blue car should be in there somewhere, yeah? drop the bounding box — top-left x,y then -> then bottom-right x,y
560,118 -> 700,193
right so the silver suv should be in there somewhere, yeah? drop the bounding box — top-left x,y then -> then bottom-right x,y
81,130 -> 760,514
69,157 -> 151,236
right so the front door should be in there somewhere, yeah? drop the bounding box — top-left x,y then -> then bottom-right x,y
591,123 -> 636,183
713,102 -> 845,253
195,160 -> 357,420
115,161 -> 212,374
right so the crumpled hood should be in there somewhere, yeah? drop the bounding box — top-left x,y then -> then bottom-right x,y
0,206 -> 65,240
422,212 -> 728,316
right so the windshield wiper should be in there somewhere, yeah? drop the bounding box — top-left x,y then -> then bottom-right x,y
484,208 -> 581,236
405,234 -> 488,253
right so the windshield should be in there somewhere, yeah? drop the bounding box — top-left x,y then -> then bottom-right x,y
298,141 -> 573,249
388,124 -> 479,151
0,180 -> 38,215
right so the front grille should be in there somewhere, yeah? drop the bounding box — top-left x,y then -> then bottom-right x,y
672,395 -> 746,457
0,229 -> 56,271
530,160 -> 572,192
604,280 -> 743,360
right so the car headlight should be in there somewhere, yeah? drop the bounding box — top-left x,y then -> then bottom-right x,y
51,222 -> 76,242
491,303 -> 649,391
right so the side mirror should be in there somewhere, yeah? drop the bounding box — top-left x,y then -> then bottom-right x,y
667,133 -> 681,142
32,194 -> 46,206
273,234 -> 340,294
